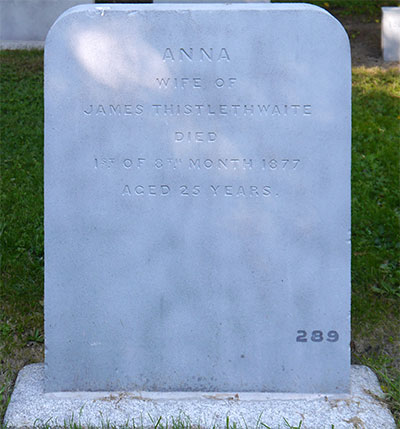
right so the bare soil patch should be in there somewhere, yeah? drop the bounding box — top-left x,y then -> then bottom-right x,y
339,15 -> 399,68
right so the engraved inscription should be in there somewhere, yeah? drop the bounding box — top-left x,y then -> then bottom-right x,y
156,77 -> 203,89
210,185 -> 271,197
151,104 -> 312,116
175,131 -> 217,143
296,330 -> 339,343
88,44 -> 311,202
155,77 -> 237,89
162,47 -> 230,62
83,103 -> 312,117
180,185 -> 201,196
121,184 -> 273,198
122,184 -> 171,196
84,104 -> 144,116
94,157 -> 301,171
122,158 -> 146,169
94,158 -> 115,169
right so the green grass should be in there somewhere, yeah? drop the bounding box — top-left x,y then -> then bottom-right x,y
1,51 -> 399,427
11,415 -> 304,429
15,414 -> 304,429
0,50 -> 45,426
350,66 -> 400,425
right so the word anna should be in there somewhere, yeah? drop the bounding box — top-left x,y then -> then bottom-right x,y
162,47 -> 230,62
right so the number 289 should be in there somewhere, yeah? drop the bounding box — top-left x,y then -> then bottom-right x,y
296,330 -> 339,343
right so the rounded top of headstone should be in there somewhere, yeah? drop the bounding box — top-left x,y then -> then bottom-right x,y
46,2 -> 349,54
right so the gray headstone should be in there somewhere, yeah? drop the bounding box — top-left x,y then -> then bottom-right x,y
45,3 -> 351,394
0,0 -> 94,42
382,7 -> 400,62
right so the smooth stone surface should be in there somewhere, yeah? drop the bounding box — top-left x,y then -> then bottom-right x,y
4,364 -> 396,429
0,0 -> 94,42
45,4 -> 351,393
382,7 -> 400,61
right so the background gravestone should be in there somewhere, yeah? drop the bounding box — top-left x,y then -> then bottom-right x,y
45,3 -> 351,393
0,0 -> 94,42
382,7 -> 400,61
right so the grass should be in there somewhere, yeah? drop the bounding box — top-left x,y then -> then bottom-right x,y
21,414 -> 304,429
1,51 -> 399,427
349,67 -> 400,425
0,50 -> 44,426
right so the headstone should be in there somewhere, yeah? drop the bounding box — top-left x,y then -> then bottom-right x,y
382,7 -> 400,62
45,3 -> 351,394
0,0 -> 94,42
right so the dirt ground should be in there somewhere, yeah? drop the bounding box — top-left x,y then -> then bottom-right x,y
340,14 -> 399,68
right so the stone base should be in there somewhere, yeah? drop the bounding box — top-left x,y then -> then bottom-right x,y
4,364 -> 395,428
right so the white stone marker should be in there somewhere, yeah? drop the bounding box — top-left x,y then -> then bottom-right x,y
0,0 -> 94,42
382,7 -> 400,62
45,3 -> 351,394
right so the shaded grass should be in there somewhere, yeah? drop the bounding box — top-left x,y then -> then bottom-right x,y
0,50 -> 44,302
0,50 -> 45,424
1,52 -> 399,426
